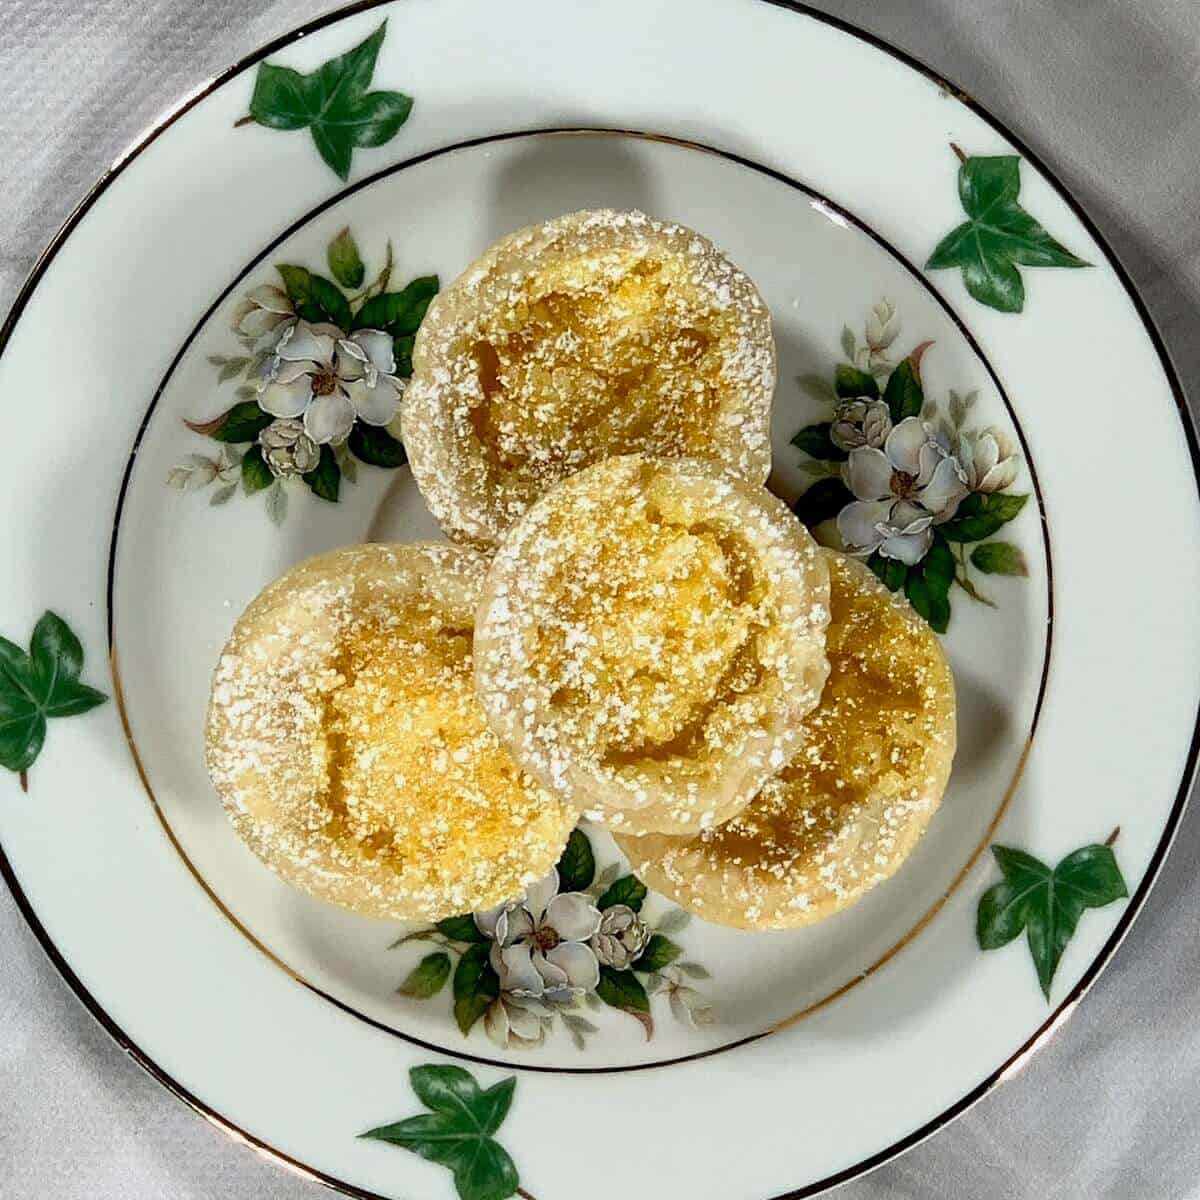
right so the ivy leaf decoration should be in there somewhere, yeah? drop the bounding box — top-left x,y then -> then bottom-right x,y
556,828 -> 596,892
977,839 -> 1127,998
360,1065 -> 520,1200
244,21 -> 414,181
347,424 -> 407,469
940,492 -> 1028,543
595,965 -> 654,1039
596,873 -> 647,912
0,612 -> 107,786
926,151 -> 1090,313
327,227 -> 365,289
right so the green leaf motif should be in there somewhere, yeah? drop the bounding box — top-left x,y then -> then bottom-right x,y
453,942 -> 500,1034
926,153 -> 1090,313
436,913 -> 487,943
303,445 -> 341,503
904,535 -> 954,634
246,21 -> 414,181
970,541 -> 1029,577
0,613 -> 107,777
185,401 -> 273,444
398,952 -> 451,998
867,552 -> 908,592
327,227 -> 365,289
633,934 -> 683,973
347,423 -> 407,469
881,349 -> 926,422
597,873 -> 647,912
977,840 -> 1127,998
241,444 -> 274,495
790,422 -> 847,463
940,492 -> 1028,543
792,477 -> 853,530
596,965 -> 654,1038
834,363 -> 879,400
360,1065 -> 520,1200
275,264 -> 353,330
353,274 -> 440,334
556,828 -> 596,892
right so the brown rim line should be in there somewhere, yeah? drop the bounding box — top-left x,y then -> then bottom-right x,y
105,125 -> 1054,1073
0,1 -> 1193,1198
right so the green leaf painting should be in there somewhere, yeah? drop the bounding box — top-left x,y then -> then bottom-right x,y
940,492 -> 1028,542
276,263 -> 354,330
596,873 -> 647,913
453,942 -> 500,1035
926,148 -> 1090,313
555,829 -> 596,893
327,227 -> 366,289
347,424 -> 408,469
977,835 -> 1127,998
352,274 -> 440,335
398,952 -> 452,999
243,21 -> 414,180
595,965 -> 654,1039
633,934 -> 683,973
360,1065 -> 522,1200
970,541 -> 1029,577
0,612 -> 107,791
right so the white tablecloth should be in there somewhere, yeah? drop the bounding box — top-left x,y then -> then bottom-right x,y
2,1 -> 1198,1196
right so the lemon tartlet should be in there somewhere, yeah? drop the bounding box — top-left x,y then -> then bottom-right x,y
205,543 -> 576,922
619,550 -> 956,929
402,208 -> 776,549
473,455 -> 831,837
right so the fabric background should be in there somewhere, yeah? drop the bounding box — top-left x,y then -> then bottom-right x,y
1,2 -> 1198,1197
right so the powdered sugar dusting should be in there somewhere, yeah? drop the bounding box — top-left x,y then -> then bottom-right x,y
402,209 -> 776,549
474,455 -> 831,837
205,543 -> 575,922
618,551 -> 956,929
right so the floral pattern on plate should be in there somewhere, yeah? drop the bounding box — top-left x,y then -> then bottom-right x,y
392,827 -> 712,1050
168,228 -> 437,523
792,299 -> 1030,632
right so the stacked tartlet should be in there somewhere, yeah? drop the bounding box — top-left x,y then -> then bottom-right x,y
206,209 -> 956,931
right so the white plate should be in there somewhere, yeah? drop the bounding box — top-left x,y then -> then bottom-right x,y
1,2 -> 1197,1198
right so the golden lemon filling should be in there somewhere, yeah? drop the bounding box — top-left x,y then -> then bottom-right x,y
474,455 -> 831,836
621,551 -> 956,930
206,544 -> 575,922
468,249 -> 742,492
532,483 -> 767,766
403,210 -> 776,548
